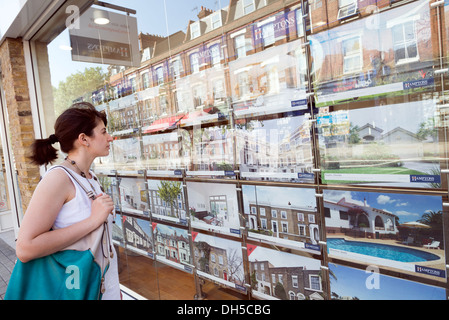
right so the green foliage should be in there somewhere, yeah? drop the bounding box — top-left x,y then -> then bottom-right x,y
53,67 -> 107,115
157,181 -> 182,217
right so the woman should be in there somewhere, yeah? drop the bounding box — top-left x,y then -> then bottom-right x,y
15,102 -> 120,300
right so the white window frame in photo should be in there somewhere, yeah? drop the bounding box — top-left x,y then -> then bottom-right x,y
292,275 -> 298,288
308,274 -> 322,292
298,223 -> 306,236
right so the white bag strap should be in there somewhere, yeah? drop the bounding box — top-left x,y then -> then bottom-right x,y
51,165 -> 96,200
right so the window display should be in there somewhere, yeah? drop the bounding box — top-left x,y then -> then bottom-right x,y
33,0 -> 449,300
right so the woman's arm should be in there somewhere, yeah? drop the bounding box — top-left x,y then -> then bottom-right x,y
15,169 -> 113,263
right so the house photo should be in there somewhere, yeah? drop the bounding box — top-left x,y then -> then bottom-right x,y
242,185 -> 319,251
324,189 -> 446,281
248,245 -> 323,300
187,181 -> 240,235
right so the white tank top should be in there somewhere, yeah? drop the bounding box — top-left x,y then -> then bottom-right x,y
46,166 -> 121,300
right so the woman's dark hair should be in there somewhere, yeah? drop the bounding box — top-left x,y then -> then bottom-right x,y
29,102 -> 108,166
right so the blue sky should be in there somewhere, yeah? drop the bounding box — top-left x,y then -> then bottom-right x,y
324,189 -> 442,224
329,263 -> 446,300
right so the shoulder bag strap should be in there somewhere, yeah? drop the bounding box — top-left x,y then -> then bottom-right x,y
51,165 -> 96,200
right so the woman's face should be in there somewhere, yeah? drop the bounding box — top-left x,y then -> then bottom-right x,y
88,120 -> 113,157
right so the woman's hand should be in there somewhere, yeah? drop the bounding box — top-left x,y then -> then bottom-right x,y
90,193 -> 114,227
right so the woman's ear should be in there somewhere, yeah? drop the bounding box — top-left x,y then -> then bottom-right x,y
78,133 -> 90,148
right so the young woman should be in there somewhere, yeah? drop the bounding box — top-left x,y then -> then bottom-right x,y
15,102 -> 120,300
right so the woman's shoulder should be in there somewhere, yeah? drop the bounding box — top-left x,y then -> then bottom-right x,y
40,166 -> 73,188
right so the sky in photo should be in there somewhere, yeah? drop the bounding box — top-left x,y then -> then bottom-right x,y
324,189 -> 442,224
329,263 -> 446,300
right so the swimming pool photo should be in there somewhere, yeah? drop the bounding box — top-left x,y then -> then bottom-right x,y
327,238 -> 441,263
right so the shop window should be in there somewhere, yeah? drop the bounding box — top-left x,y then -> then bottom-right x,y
392,20 -> 419,64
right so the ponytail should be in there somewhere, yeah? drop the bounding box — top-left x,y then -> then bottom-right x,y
29,134 -> 59,166
28,102 -> 107,167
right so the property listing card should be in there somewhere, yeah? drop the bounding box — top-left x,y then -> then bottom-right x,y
324,189 -> 446,282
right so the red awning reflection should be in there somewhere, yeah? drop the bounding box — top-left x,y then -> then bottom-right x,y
143,114 -> 185,134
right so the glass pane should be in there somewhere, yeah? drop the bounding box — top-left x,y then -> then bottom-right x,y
26,0 -> 449,301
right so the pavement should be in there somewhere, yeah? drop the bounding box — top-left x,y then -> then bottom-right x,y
0,231 -> 16,300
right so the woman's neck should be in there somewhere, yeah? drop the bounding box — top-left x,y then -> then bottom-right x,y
65,153 -> 93,177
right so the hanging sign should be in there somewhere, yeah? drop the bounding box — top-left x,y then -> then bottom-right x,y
69,7 -> 140,67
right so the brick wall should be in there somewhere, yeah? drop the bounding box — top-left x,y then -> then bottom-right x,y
0,38 -> 40,214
